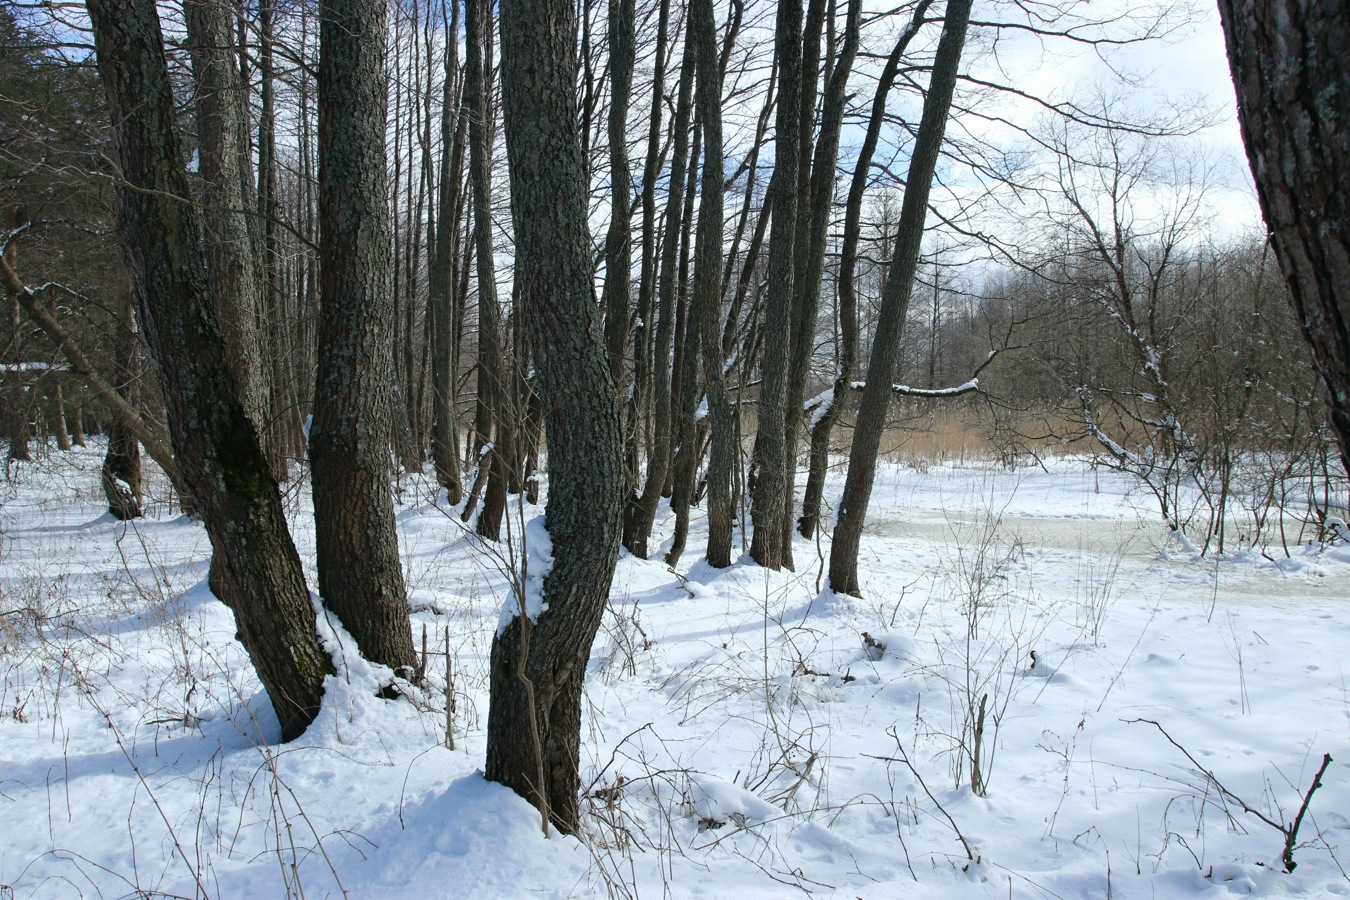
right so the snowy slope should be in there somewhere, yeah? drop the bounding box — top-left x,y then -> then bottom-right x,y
2,444 -> 1347,898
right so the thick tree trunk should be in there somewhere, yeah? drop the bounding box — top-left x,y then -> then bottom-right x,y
184,0 -> 269,453
87,0 -> 330,740
311,0 -> 417,676
829,0 -> 972,597
489,0 -> 625,835
1217,0 -> 1350,477
749,0 -> 805,571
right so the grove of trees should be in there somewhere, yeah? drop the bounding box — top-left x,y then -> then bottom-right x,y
2,0 -> 1344,831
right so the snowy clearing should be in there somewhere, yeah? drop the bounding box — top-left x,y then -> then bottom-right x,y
2,444 -> 1348,898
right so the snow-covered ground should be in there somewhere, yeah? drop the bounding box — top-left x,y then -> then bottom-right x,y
2,443 -> 1348,898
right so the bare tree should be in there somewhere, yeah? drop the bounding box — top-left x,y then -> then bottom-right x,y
87,0 -> 330,740
184,0 -> 269,459
690,0 -> 735,567
311,0 -> 417,675
462,0 -> 511,541
829,0 -> 974,597
429,0 -> 465,502
488,0 -> 625,834
749,0 -> 805,571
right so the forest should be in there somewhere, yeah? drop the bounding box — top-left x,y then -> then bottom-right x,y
2,0 -> 1349,897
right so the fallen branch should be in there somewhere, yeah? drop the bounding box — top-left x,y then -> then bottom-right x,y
1,250 -> 180,488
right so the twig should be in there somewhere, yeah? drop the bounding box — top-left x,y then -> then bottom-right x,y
1127,718 -> 1333,871
867,731 -> 977,864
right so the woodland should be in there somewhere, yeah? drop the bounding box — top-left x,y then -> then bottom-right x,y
2,0 -> 1349,896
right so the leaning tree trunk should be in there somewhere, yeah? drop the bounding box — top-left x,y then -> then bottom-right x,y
829,0 -> 972,597
0,251 -> 180,492
311,0 -> 417,677
488,0 -> 626,835
800,0 -> 932,540
87,0 -> 330,740
1217,0 -> 1350,478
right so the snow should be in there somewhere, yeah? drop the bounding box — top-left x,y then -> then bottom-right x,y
0,363 -> 70,374
2,443 -> 1349,898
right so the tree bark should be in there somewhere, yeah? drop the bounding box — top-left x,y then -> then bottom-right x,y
465,0 -> 510,541
602,0 -> 635,387
87,0 -> 330,740
1217,0 -> 1350,477
749,0 -> 805,571
103,260 -> 143,520
184,0 -> 269,454
664,115 -> 703,566
311,0 -> 417,676
257,1 -> 305,477
690,0 -> 734,567
430,0 -> 465,502
489,0 -> 625,835
829,0 -> 972,597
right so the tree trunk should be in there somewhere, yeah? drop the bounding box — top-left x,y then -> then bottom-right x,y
0,250 -> 180,492
749,0 -> 805,571
184,0 -> 269,454
430,0 -> 465,502
800,0 -> 934,540
257,1 -> 305,477
465,0 -> 510,541
489,0 -> 625,835
103,261 -> 143,520
87,0 -> 330,740
1217,0 -> 1350,477
690,0 -> 734,567
622,0 -> 682,558
311,0 -> 417,676
50,380 -> 71,451
602,0 -> 635,388
664,116 -> 703,567
7,408 -> 30,461
829,0 -> 972,597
